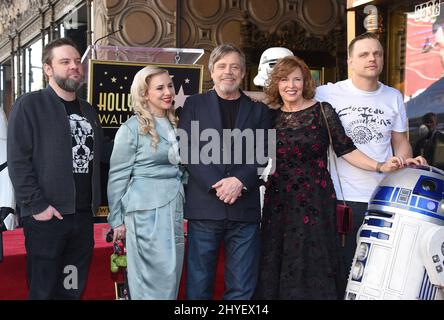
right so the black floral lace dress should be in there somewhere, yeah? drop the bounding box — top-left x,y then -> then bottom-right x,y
254,101 -> 356,300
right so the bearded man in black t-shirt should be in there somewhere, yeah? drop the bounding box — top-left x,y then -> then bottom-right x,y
7,38 -> 103,299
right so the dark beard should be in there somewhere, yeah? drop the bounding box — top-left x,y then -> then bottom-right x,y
54,75 -> 83,92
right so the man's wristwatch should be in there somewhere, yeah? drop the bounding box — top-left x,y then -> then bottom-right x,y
376,161 -> 384,174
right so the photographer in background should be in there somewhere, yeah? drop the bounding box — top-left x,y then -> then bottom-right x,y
413,112 -> 444,168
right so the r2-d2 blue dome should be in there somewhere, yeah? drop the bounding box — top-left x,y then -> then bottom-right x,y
345,165 -> 444,300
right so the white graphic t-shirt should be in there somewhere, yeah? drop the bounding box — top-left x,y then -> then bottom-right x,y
315,79 -> 408,202
69,113 -> 94,173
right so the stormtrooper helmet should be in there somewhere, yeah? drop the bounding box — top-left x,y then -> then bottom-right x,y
253,47 -> 294,87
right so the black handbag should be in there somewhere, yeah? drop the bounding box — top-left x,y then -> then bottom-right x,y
320,102 -> 353,247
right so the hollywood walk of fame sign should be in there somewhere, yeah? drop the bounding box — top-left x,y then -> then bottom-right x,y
88,60 -> 203,131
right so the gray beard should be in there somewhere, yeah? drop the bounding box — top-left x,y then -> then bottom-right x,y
218,83 -> 239,95
54,75 -> 83,92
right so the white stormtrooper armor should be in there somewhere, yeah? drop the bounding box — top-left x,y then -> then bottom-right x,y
345,166 -> 444,300
252,47 -> 293,209
0,107 -> 16,229
1,107 -> 17,262
253,47 -> 294,87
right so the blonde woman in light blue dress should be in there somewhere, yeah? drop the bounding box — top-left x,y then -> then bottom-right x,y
107,66 -> 185,299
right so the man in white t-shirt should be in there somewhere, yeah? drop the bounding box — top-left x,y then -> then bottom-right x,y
315,33 -> 426,294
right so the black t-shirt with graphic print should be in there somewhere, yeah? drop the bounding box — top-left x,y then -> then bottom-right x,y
61,98 -> 94,214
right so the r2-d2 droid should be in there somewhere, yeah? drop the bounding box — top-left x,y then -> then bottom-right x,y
345,166 -> 444,300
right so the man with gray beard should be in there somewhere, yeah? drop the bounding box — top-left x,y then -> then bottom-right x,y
7,38 -> 103,299
178,44 -> 272,299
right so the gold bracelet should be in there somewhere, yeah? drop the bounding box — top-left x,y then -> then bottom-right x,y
376,162 -> 383,173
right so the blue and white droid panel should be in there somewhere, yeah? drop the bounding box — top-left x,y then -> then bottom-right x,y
346,167 -> 444,300
420,226 -> 444,287
348,240 -> 372,285
411,174 -> 444,221
347,214 -> 399,290
370,173 -> 444,224
349,216 -> 394,284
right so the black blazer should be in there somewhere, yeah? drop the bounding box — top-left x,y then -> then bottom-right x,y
7,86 -> 103,217
178,90 -> 272,222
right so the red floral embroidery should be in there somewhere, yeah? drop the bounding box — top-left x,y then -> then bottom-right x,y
317,159 -> 326,168
296,192 -> 306,202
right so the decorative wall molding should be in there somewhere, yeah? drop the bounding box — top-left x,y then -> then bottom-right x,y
298,0 -> 340,35
241,18 -> 345,55
179,0 -> 346,89
0,0 -> 346,87
0,0 -> 43,44
95,0 -> 176,48
19,16 -> 42,46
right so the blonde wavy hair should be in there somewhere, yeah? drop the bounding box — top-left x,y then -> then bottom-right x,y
130,66 -> 178,150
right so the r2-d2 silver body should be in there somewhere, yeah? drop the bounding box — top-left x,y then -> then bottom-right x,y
345,166 -> 444,300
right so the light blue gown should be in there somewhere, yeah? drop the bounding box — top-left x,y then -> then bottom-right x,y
107,115 -> 185,300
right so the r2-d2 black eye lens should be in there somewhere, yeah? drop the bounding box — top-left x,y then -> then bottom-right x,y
421,179 -> 437,192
